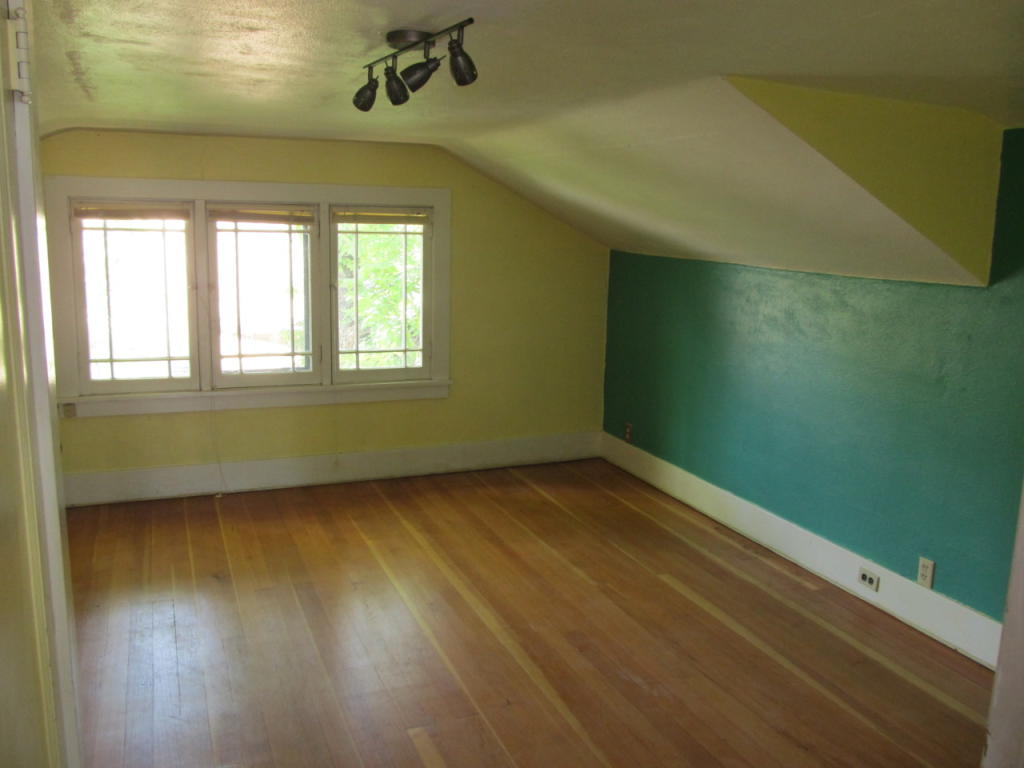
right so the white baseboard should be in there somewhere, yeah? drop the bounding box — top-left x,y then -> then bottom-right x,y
63,431 -> 602,507
600,434 -> 1002,668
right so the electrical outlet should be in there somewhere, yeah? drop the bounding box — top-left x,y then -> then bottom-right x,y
624,422 -> 633,443
918,557 -> 935,588
858,567 -> 880,592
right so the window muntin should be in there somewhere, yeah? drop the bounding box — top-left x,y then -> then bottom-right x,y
334,208 -> 430,380
208,205 -> 318,386
71,203 -> 196,394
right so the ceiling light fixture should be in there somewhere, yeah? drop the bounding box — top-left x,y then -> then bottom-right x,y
354,18 -> 476,111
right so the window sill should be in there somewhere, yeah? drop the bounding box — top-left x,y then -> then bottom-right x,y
59,379 -> 451,418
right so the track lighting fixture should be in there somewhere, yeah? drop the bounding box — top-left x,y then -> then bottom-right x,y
353,18 -> 476,111
352,68 -> 378,111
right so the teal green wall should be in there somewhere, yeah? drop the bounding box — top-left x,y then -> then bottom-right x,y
604,129 -> 1024,619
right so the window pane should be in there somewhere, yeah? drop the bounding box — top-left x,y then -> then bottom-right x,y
79,217 -> 191,381
335,217 -> 425,374
356,222 -> 407,233
107,230 -> 168,359
242,354 -> 295,373
406,351 -> 422,368
81,230 -> 110,361
217,232 -> 240,355
113,360 -> 169,379
358,233 -> 405,352
92,218 -> 178,231
166,232 -> 190,357
337,232 -> 356,352
291,232 -> 307,354
359,351 -> 404,369
90,362 -> 112,380
217,221 -> 312,375
406,236 -> 423,350
169,359 -> 191,378
239,221 -> 289,231
338,352 -> 357,370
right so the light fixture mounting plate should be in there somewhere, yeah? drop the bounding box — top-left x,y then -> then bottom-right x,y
386,29 -> 431,50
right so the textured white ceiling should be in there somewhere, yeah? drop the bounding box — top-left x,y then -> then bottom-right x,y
32,0 -> 1023,281
448,77 -> 981,284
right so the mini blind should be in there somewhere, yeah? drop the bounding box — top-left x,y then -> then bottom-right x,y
331,207 -> 431,226
72,201 -> 191,220
207,204 -> 315,224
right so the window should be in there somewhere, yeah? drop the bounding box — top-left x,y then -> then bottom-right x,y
333,208 -> 429,378
46,177 -> 451,416
209,205 -> 318,386
71,203 -> 196,393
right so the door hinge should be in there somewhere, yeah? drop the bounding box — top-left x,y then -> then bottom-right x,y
6,5 -> 31,102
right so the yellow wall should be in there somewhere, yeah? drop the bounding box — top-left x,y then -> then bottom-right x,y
42,130 -> 609,473
730,77 -> 1005,284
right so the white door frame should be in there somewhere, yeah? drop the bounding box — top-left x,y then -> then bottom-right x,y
984,477 -> 1024,767
5,0 -> 83,764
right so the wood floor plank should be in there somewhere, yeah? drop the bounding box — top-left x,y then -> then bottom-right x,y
511,462 -> 988,767
217,490 -> 362,768
345,480 -> 606,767
186,494 -> 275,767
544,462 -> 987,763
464,470 -> 803,768
570,459 -> 994,715
375,477 -> 674,767
69,460 -> 994,768
296,484 -> 512,768
474,468 -> 916,767
380,473 -> 739,768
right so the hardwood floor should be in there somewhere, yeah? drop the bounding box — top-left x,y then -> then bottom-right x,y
68,459 -> 993,768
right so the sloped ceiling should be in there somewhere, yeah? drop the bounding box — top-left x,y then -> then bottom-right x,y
33,0 -> 1023,283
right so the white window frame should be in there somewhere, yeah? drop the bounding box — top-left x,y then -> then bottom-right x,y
207,203 -> 322,389
330,206 -> 435,385
68,201 -> 200,395
45,176 -> 451,417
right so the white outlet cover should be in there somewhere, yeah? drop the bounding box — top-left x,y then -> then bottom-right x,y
918,557 -> 935,589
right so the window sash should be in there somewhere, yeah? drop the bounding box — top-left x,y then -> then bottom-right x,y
69,203 -> 199,395
331,207 -> 433,384
208,206 -> 321,389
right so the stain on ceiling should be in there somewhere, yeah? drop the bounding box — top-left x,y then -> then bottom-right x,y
32,0 -> 1024,282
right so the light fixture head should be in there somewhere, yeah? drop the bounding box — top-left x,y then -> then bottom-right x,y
401,43 -> 444,92
448,33 -> 477,86
352,69 -> 378,112
384,60 -> 410,105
